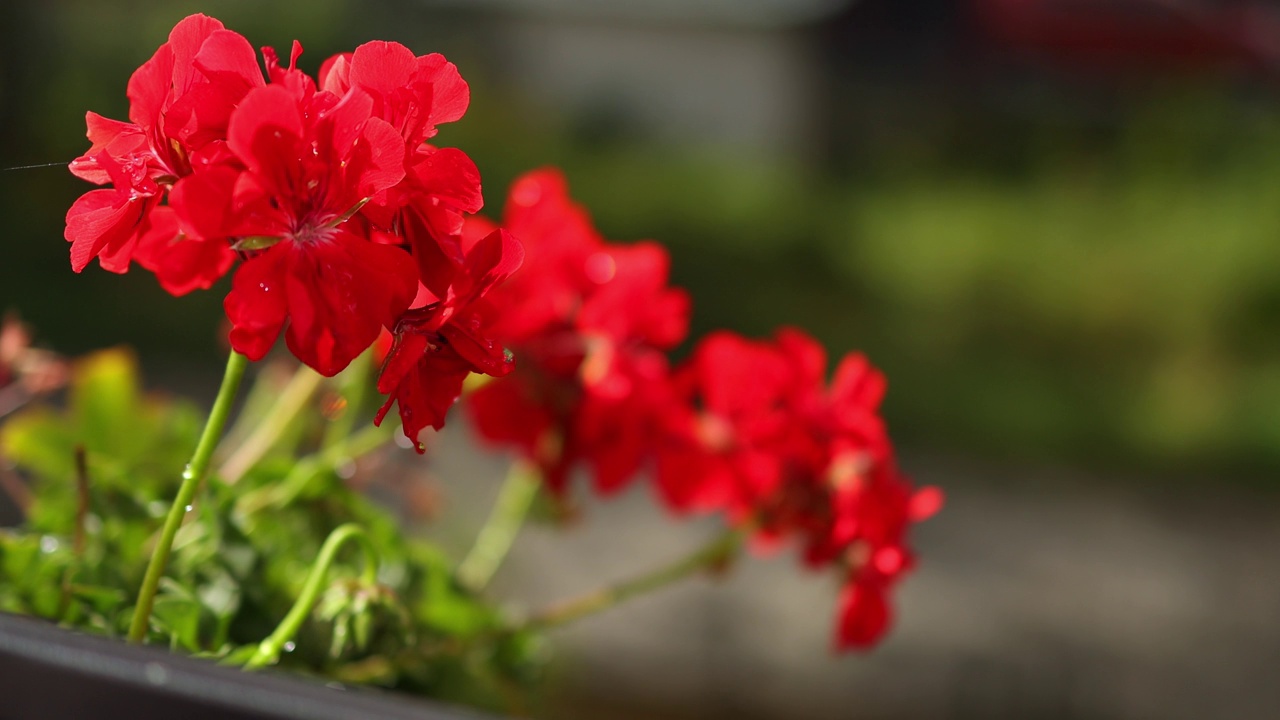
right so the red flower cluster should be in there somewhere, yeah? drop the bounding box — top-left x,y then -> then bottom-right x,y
463,173 -> 941,651
657,330 -> 943,650
66,14 -> 517,439
463,169 -> 690,495
66,16 -> 941,653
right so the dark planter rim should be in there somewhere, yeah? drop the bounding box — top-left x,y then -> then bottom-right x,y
0,612 -> 498,720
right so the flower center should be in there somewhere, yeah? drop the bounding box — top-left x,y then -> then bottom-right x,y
290,219 -> 338,245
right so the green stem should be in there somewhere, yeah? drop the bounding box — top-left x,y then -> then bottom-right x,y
128,351 -> 249,644
244,523 -> 379,670
524,528 -> 743,631
218,364 -> 322,485
456,462 -> 541,592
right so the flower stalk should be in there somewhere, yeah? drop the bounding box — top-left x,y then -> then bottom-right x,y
523,527 -> 743,631
128,350 -> 249,643
218,365 -> 323,485
244,522 -> 379,670
456,461 -> 541,593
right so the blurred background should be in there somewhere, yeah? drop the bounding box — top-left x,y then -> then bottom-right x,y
3,0 -> 1280,717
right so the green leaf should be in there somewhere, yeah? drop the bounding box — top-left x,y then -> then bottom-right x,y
70,349 -> 143,458
218,644 -> 262,667
69,584 -> 127,616
232,235 -> 280,252
151,594 -> 203,653
0,408 -> 78,483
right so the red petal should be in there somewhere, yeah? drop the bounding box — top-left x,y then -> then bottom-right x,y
908,486 -> 945,521
125,14 -> 225,127
191,29 -> 263,90
465,375 -> 553,456
134,207 -> 236,296
835,581 -> 891,651
404,206 -> 461,300
169,165 -> 242,240
280,232 -> 417,376
416,54 -> 470,131
441,318 -> 512,378
379,324 -> 476,443
409,147 -> 483,213
460,229 -> 525,302
830,351 -> 887,411
348,41 -> 417,96
126,45 -> 174,128
318,53 -> 353,94
321,87 -> 375,161
64,190 -> 148,273
179,29 -> 267,142
69,113 -> 147,184
166,14 -> 228,91
376,331 -> 429,396
224,242 -> 290,361
353,116 -> 407,199
227,85 -> 305,184
577,241 -> 689,349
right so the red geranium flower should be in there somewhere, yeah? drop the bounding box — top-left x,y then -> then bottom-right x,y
464,169 -> 690,495
170,51 -> 417,376
655,328 -> 942,651
65,13 -> 257,288
376,229 -> 523,450
655,330 -> 818,516
318,41 -> 481,282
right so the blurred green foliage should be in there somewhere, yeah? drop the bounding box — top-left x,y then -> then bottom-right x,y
0,349 -> 544,709
4,0 -> 1280,477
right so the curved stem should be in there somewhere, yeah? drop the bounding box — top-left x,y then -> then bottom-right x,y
128,351 -> 249,644
218,365 -> 322,485
244,523 -> 379,670
456,461 -> 541,593
524,527 -> 744,631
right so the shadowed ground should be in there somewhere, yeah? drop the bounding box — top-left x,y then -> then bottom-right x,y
416,431 -> 1280,720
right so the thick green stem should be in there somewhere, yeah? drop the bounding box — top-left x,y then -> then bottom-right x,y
128,351 -> 249,644
524,528 -> 743,631
218,365 -> 322,485
244,523 -> 379,670
456,462 -> 541,592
